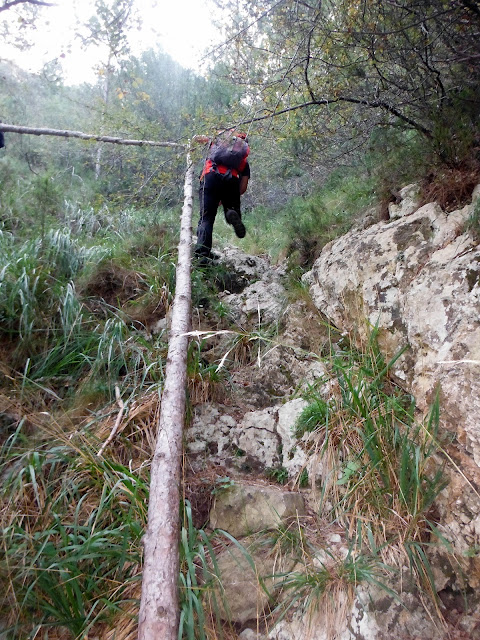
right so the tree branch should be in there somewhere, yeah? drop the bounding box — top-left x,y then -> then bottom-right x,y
239,96 -> 433,138
0,0 -> 53,12
0,123 -> 186,148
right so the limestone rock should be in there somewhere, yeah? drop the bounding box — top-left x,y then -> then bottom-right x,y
213,533 -> 296,625
268,576 -> 453,640
210,481 -> 305,537
212,246 -> 287,327
220,246 -> 275,282
231,343 -> 327,408
239,630 -> 265,640
220,278 -> 286,327
304,191 -> 480,483
186,405 -> 237,460
187,398 -> 311,479
388,182 -> 420,219
280,299 -> 332,353
235,407 -> 282,469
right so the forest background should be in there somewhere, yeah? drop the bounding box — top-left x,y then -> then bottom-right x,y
1,0 -> 480,638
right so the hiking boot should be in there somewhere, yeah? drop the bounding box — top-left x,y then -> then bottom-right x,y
196,256 -> 213,267
225,209 -> 246,238
193,249 -> 219,267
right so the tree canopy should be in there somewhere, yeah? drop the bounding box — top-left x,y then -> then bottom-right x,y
214,0 -> 480,167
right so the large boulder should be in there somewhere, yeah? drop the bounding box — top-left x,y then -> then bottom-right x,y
304,186 -> 480,559
213,533 -> 297,625
305,191 -> 480,456
210,481 -> 306,538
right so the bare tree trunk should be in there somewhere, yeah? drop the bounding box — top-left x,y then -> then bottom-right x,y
95,55 -> 112,181
0,123 -> 184,148
137,152 -> 194,640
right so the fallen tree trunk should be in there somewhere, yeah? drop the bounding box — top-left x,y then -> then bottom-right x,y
0,122 -> 185,148
137,152 -> 194,640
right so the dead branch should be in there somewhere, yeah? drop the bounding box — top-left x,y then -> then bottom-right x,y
0,123 -> 186,148
97,385 -> 125,457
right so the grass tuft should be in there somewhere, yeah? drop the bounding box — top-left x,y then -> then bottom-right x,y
292,326 -> 449,617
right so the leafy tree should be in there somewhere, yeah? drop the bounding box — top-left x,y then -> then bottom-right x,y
214,0 -> 480,168
79,0 -> 139,179
0,0 -> 53,48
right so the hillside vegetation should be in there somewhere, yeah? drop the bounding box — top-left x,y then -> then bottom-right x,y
1,0 -> 480,637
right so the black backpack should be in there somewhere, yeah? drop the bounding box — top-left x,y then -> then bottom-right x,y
208,131 -> 249,170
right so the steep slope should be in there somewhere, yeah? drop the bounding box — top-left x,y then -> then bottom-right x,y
188,184 -> 480,639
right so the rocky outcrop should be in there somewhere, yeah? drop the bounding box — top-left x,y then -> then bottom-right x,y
189,188 -> 480,639
304,189 -> 480,461
217,246 -> 288,328
188,397 -> 310,475
304,184 -> 480,588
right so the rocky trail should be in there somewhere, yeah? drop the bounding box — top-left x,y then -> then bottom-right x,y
182,184 -> 480,640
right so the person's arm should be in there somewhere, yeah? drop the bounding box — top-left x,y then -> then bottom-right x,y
192,134 -> 210,144
240,176 -> 249,195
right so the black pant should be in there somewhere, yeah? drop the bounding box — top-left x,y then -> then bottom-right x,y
195,171 -> 241,257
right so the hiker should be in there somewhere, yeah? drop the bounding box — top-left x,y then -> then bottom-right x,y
194,130 -> 250,262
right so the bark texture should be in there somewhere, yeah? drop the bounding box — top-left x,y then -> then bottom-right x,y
137,154 -> 194,640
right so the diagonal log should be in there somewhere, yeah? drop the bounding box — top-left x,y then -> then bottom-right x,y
137,151 -> 194,640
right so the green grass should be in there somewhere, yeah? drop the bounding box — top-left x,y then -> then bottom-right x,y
179,501 -> 233,640
292,326 -> 448,606
466,199 -> 480,242
294,398 -> 331,439
0,209 -> 182,405
265,466 -> 289,485
0,197 -> 243,638
0,422 -> 148,638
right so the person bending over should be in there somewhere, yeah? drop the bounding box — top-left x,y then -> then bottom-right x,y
194,131 -> 250,263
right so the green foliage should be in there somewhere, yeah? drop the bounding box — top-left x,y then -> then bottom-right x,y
218,0 -> 480,170
298,469 -> 309,489
293,326 -> 447,604
0,231 -> 98,344
274,521 -> 306,551
179,501 -> 227,640
0,208 -> 177,405
467,199 -> 480,242
187,339 -> 226,404
275,543 -> 394,631
265,466 -> 289,485
363,128 -> 429,203
239,168 -> 376,265
294,398 -> 331,439
0,424 -> 147,638
211,477 -> 235,496
279,550 -> 390,599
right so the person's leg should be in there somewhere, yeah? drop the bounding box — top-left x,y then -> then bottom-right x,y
195,173 -> 221,257
221,177 -> 246,238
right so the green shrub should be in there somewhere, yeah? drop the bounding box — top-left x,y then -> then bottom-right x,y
294,398 -> 331,438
